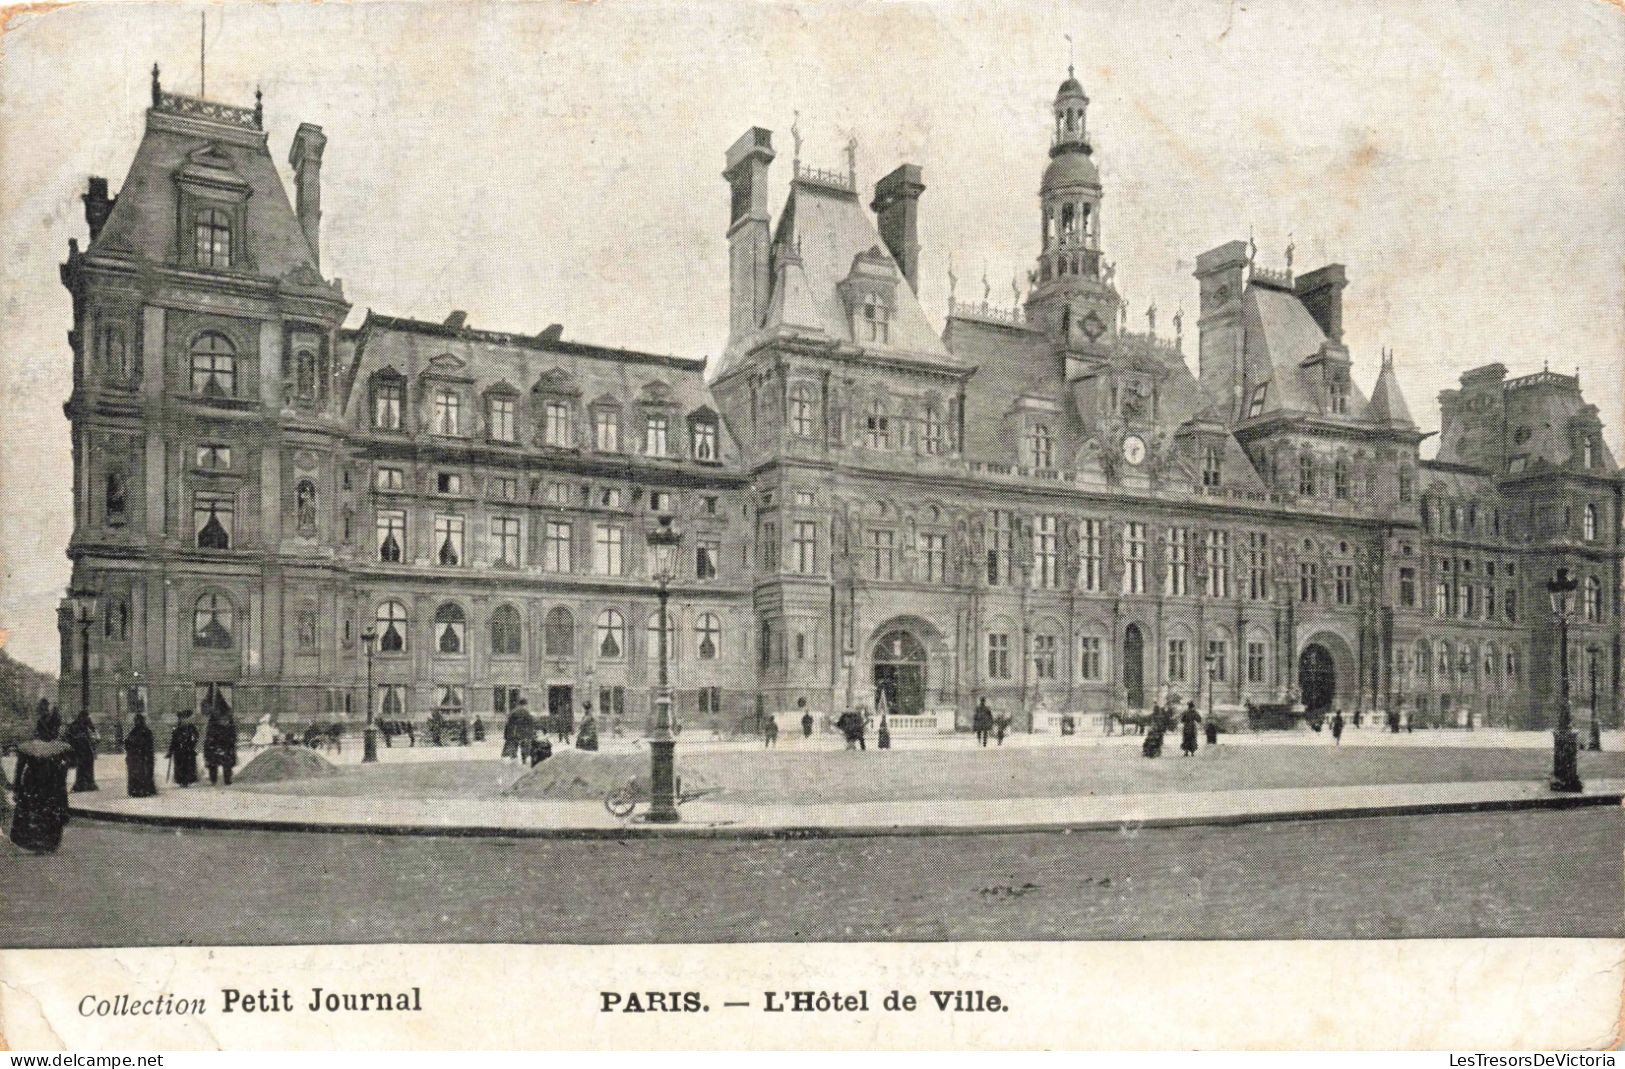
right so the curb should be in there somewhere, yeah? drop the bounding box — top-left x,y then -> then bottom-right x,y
68,789 -> 1625,841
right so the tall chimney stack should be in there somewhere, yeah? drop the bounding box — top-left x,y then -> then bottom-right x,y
723,128 -> 776,344
289,123 -> 327,270
82,177 -> 114,241
872,164 -> 925,293
1294,263 -> 1347,343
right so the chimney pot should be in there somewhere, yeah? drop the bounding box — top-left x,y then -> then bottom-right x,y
872,164 -> 926,293
289,123 -> 327,271
443,311 -> 468,330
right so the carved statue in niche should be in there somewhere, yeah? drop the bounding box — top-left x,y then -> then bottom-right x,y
296,610 -> 318,652
1121,380 -> 1149,420
105,469 -> 128,521
295,479 -> 318,536
955,518 -> 974,584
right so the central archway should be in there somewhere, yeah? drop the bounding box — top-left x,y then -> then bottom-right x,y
1298,643 -> 1336,713
872,629 -> 927,717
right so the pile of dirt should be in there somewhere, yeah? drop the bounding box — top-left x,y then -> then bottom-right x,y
234,746 -> 341,785
505,748 -> 717,800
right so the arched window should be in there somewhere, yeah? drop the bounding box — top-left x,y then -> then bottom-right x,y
544,607 -> 575,656
376,600 -> 408,653
193,208 -> 232,267
434,603 -> 466,654
104,599 -> 129,641
1029,424 -> 1053,470
1584,503 -> 1598,542
695,612 -> 721,660
489,604 -> 522,656
1415,640 -> 1431,681
789,386 -> 817,438
1585,576 -> 1603,622
189,332 -> 237,397
647,610 -> 676,661
596,609 -> 625,659
192,593 -> 234,650
1436,641 -> 1452,681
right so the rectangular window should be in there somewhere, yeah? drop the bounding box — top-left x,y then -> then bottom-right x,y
376,509 -> 405,562
794,490 -> 816,507
1435,578 -> 1450,618
598,487 -> 623,509
1033,634 -> 1058,680
649,490 -> 673,513
1032,515 -> 1059,589
1334,563 -> 1355,605
696,686 -> 722,720
436,472 -> 463,495
792,521 -> 818,574
1398,567 -> 1416,608
487,396 -> 515,442
1076,519 -> 1103,593
1079,636 -> 1103,681
194,493 -> 234,550
1165,528 -> 1191,596
1207,531 -> 1231,598
1167,638 -> 1189,682
1246,533 -> 1269,600
704,496 -> 718,515
1206,639 -> 1228,683
987,632 -> 1011,680
1247,641 -> 1266,684
1299,562 -> 1319,603
696,539 -> 720,580
491,516 -> 520,567
692,422 -> 718,461
433,514 -> 465,567
1505,589 -> 1517,623
920,532 -> 948,583
986,510 -> 1015,586
1247,383 -> 1268,418
790,394 -> 815,438
867,529 -> 895,581
433,389 -> 461,436
545,482 -> 571,506
373,381 -> 402,429
865,407 -> 889,449
1124,522 -> 1146,594
644,414 -> 669,456
761,521 -> 779,569
492,476 -> 518,501
593,524 -> 623,576
593,408 -> 620,452
195,444 -> 232,470
545,401 -> 573,447
543,520 -> 572,573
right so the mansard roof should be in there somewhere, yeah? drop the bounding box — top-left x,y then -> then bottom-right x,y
1240,282 -> 1372,420
1366,358 -> 1416,428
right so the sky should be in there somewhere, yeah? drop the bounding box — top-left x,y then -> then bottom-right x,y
1,0 -> 1622,674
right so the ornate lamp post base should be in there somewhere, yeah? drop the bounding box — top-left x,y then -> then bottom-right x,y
646,730 -> 680,823
363,726 -> 379,764
1551,729 -> 1582,793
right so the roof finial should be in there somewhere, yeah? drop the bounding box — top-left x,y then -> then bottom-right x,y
1065,33 -> 1075,79
151,63 -> 161,109
1247,227 -> 1258,269
844,135 -> 858,189
254,86 -> 263,129
1146,302 -> 1157,338
981,262 -> 990,303
1173,306 -> 1184,351
791,110 -> 802,171
948,253 -> 958,305
1285,233 -> 1295,278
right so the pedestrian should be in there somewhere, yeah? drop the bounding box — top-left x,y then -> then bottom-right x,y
1352,708 -> 1363,729
1204,717 -> 1219,746
1388,708 -> 1401,734
763,716 -> 779,748
1142,722 -> 1164,758
203,703 -> 238,786
167,710 -> 199,788
1180,701 -> 1202,756
994,713 -> 1009,747
472,715 -> 486,743
513,698 -> 535,763
124,710 -> 157,798
554,702 -> 572,744
857,711 -> 869,752
8,716 -> 72,854
1404,709 -> 1413,733
64,707 -> 98,792
799,698 -> 814,739
501,706 -> 520,760
251,713 -> 276,748
878,715 -> 892,750
575,705 -> 599,752
974,698 -> 993,747
1330,709 -> 1345,746
32,699 -> 60,747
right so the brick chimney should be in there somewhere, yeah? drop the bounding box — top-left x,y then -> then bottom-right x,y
1295,263 -> 1347,343
872,164 -> 925,293
723,127 -> 775,343
1194,240 -> 1249,417
289,123 -> 327,270
82,177 -> 114,241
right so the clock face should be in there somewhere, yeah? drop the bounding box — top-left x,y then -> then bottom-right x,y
1122,434 -> 1147,466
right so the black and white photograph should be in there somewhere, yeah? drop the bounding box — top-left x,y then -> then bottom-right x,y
0,0 -> 1621,1051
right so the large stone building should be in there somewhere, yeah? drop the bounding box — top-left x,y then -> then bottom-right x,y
57,66 -> 1623,736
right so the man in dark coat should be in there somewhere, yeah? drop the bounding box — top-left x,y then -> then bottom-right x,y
64,709 -> 98,792
167,710 -> 199,787
877,716 -> 891,750
799,704 -> 814,739
994,713 -> 1009,747
9,716 -> 73,852
1330,709 -> 1345,745
513,699 -> 536,763
501,708 -> 520,760
124,711 -> 157,798
764,716 -> 779,748
973,699 -> 994,747
1179,701 -> 1202,756
203,705 -> 238,786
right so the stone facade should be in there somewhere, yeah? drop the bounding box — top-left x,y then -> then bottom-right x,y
57,67 -> 1624,736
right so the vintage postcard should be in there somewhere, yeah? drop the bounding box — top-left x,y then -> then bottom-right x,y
1,0 -> 1622,1051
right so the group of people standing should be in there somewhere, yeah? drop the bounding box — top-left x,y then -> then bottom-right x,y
500,699 -> 599,766
5,699 -> 237,855
972,699 -> 1013,747
1141,700 -> 1217,758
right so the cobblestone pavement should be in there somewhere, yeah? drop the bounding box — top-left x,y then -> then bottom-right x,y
3,807 -> 1618,947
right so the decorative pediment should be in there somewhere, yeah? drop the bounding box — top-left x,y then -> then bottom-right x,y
532,367 -> 580,396
588,392 -> 622,410
837,246 -> 900,308
176,143 -> 251,192
418,351 -> 472,384
637,380 -> 676,406
483,379 -> 519,397
686,403 -> 719,423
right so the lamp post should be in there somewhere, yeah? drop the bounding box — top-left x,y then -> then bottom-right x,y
70,590 -> 98,725
1587,644 -> 1602,752
1546,568 -> 1582,792
361,627 -> 378,763
646,515 -> 683,823
1204,649 -> 1216,729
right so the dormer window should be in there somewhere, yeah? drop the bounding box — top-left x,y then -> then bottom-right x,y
1247,383 -> 1268,418
373,376 -> 403,430
593,407 -> 621,452
487,395 -> 515,443
1028,424 -> 1053,469
644,413 -> 669,456
862,294 -> 890,344
1583,437 -> 1596,469
692,420 -> 718,462
1329,381 -> 1348,415
193,208 -> 233,267
1202,445 -> 1222,488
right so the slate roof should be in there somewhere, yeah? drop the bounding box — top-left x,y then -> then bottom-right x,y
1240,284 -> 1370,420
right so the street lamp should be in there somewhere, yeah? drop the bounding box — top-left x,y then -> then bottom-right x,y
645,514 -> 683,824
1546,568 -> 1582,792
1204,649 -> 1216,729
361,626 -> 378,763
69,589 -> 98,726
1587,644 -> 1602,752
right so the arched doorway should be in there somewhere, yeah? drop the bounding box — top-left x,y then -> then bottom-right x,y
873,629 -> 927,716
1123,624 -> 1146,709
1299,644 -> 1336,712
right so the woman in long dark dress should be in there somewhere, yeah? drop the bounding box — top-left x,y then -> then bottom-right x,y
124,711 -> 157,797
167,710 -> 199,787
9,718 -> 73,853
64,709 -> 98,792
575,712 -> 599,752
1180,701 -> 1202,757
